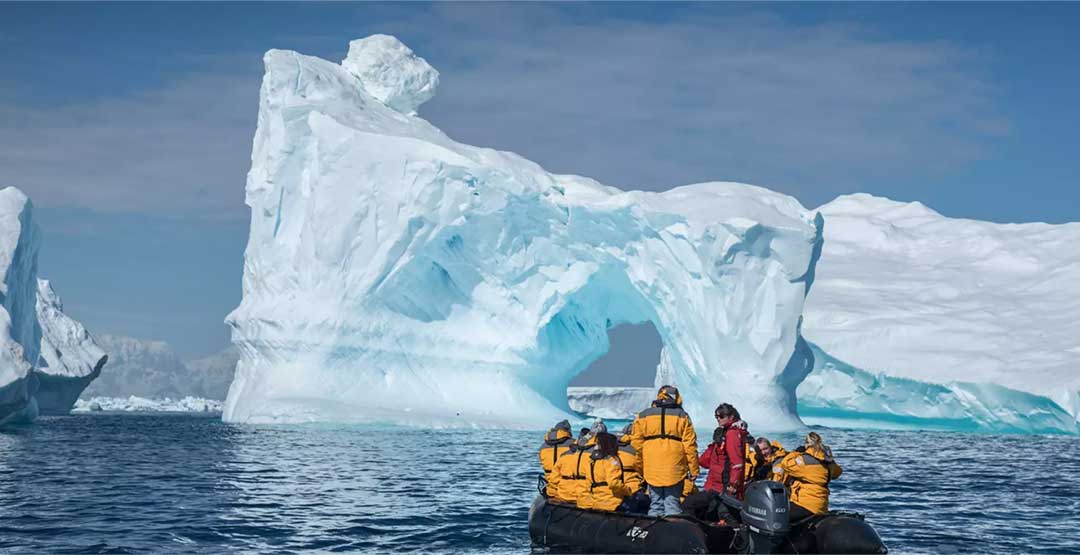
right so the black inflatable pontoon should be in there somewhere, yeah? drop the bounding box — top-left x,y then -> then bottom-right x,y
529,481 -> 887,554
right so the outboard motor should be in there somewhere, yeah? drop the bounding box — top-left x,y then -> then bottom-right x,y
739,481 -> 790,554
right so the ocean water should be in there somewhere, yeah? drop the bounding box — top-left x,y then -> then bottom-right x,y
1,414 -> 1078,554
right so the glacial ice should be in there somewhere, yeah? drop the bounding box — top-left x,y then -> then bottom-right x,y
0,187 -> 106,422
224,35 -> 823,429
0,187 -> 42,424
567,386 -> 653,421
35,279 -> 108,414
797,343 -> 1078,434
73,395 -> 223,414
803,194 -> 1080,426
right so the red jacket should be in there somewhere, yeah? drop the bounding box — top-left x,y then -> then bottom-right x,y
699,421 -> 747,497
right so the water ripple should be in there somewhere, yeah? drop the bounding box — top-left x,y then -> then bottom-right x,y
0,415 -> 1077,553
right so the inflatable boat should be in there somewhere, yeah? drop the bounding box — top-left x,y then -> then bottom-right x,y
529,481 -> 887,554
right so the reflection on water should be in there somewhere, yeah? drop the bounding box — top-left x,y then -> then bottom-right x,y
0,414 -> 1077,554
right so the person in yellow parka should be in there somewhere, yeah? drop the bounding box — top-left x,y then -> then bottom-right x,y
616,423 -> 644,493
548,421 -> 604,504
776,432 -> 842,521
577,432 -> 631,512
631,385 -> 699,516
538,420 -> 575,484
744,435 -> 760,483
752,437 -> 787,482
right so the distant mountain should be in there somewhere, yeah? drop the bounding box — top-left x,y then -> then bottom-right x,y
82,335 -> 237,400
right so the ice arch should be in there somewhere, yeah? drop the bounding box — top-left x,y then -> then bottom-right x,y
223,36 -> 824,429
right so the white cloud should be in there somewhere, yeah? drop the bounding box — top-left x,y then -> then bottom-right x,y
0,6 -> 1007,217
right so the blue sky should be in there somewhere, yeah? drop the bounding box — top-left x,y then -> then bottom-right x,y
2,3 -> 1078,375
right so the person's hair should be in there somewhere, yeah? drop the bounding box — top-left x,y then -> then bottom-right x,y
714,403 -> 740,421
756,437 -> 771,450
579,427 -> 591,438
805,432 -> 825,452
712,427 -> 725,445
595,432 -> 619,458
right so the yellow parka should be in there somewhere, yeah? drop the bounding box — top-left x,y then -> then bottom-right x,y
548,439 -> 596,504
617,435 -> 644,493
577,453 -> 631,511
761,443 -> 788,482
776,447 -> 842,514
630,402 -> 699,488
538,427 -> 575,481
744,442 -> 758,482
747,441 -> 787,482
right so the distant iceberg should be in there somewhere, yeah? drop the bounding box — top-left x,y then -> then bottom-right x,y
224,35 -> 823,429
74,396 -> 222,414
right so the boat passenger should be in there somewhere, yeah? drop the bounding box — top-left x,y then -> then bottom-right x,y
549,421 -> 604,505
538,420 -> 575,482
615,423 -> 643,492
630,385 -> 699,516
578,432 -> 631,512
776,432 -> 842,521
699,403 -> 748,499
744,434 -> 760,482
750,437 -> 787,482
615,424 -> 650,513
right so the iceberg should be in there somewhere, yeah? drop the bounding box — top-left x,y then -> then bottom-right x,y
0,187 -> 42,424
35,279 -> 108,414
797,343 -> 1078,434
803,194 -> 1080,427
0,187 -> 106,422
224,35 -> 823,429
73,395 -> 223,414
566,386 -> 654,421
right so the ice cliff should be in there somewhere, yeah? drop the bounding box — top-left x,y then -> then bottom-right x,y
802,194 -> 1080,431
0,187 -> 105,423
35,279 -> 108,414
224,35 -> 823,429
0,188 -> 42,423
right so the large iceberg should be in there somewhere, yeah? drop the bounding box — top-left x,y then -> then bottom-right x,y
802,194 -> 1080,429
224,35 -> 823,429
0,187 -> 106,422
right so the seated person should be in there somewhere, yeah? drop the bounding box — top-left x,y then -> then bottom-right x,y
577,432 -> 631,512
776,432 -> 842,521
538,419 -> 574,483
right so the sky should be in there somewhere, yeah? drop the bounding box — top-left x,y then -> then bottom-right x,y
2,3 -> 1078,384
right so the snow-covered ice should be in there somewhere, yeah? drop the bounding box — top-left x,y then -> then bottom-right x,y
803,194 -> 1080,427
566,386 -> 654,421
73,396 -> 223,414
224,35 -> 823,429
35,279 -> 108,414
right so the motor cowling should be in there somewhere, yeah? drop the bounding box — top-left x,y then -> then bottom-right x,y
739,481 -> 790,554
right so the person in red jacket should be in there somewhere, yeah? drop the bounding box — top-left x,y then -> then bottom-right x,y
699,403 -> 748,499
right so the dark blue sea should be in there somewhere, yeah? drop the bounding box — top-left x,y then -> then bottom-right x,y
1,414 -> 1078,554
